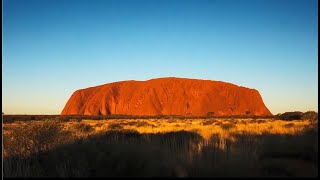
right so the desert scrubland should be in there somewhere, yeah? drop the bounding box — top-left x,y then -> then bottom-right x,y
2,116 -> 318,177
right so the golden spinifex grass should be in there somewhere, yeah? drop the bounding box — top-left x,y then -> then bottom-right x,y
2,118 -> 311,156
63,118 -> 310,139
2,118 -> 318,177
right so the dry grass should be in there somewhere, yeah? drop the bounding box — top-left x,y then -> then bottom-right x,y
3,118 -> 311,154
2,118 -> 317,177
55,118 -> 308,140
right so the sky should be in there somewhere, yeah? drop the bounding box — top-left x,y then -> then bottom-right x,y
2,0 -> 318,115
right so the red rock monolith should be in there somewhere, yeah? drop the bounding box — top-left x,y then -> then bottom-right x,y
61,77 -> 272,116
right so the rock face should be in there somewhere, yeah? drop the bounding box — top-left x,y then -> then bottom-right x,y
61,77 -> 272,116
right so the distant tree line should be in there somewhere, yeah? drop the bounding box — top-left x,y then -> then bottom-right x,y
3,111 -> 318,124
275,111 -> 318,121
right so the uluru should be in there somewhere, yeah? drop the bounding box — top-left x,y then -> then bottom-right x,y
61,77 -> 272,116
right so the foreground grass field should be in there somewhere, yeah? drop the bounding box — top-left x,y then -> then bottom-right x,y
3,117 -> 318,177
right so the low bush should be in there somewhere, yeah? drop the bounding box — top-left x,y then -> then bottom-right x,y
108,123 -> 124,130
219,123 -> 236,131
3,120 -> 71,157
277,112 -> 303,120
75,123 -> 93,132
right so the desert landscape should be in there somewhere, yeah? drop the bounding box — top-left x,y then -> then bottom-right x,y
3,114 -> 318,177
2,78 -> 318,177
3,0 -> 318,178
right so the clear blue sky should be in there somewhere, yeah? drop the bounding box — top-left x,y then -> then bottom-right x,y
3,0 -> 318,115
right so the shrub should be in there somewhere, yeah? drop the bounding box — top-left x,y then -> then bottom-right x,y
168,119 -> 177,123
283,123 -> 295,128
108,123 -> 124,130
207,112 -> 214,118
302,111 -> 318,129
219,123 -> 236,131
214,121 -> 223,126
255,119 -> 265,124
302,111 -> 318,121
75,123 -> 93,132
202,120 -> 215,126
134,121 -> 151,127
3,127 -> 318,177
3,120 -> 70,157
277,112 -> 303,120
122,121 -> 137,126
59,116 -> 71,122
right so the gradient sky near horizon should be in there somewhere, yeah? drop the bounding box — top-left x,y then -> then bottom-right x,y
3,0 -> 318,115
